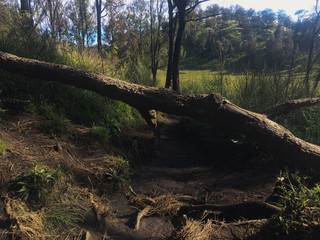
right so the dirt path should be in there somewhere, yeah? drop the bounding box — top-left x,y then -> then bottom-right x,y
107,116 -> 280,239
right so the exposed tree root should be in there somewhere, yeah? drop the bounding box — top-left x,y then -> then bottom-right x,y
89,193 -> 111,232
134,206 -> 151,231
128,188 -> 281,232
178,201 -> 281,221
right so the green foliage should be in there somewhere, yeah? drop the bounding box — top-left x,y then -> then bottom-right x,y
278,106 -> 320,146
37,115 -> 71,137
0,137 -> 6,155
267,171 -> 320,239
91,125 -> 111,145
106,156 -> 131,189
17,165 -> 61,204
125,54 -> 155,86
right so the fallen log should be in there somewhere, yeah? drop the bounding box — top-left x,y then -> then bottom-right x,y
1,51 -> 320,168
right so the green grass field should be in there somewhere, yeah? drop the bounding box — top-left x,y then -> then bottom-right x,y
156,69 -> 241,95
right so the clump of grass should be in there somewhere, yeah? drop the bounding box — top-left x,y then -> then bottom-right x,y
266,170 -> 320,239
28,100 -> 71,137
91,125 -> 111,145
45,207 -> 84,233
16,165 -> 62,204
5,185 -> 96,239
0,137 -> 6,155
105,156 -> 131,189
38,116 -> 71,137
175,213 -> 219,240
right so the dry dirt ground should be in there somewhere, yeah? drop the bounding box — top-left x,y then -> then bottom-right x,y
0,111 -> 283,239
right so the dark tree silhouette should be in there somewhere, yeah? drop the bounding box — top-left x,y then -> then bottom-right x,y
165,0 -> 221,91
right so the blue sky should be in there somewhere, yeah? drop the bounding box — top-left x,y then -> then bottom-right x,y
202,0 -> 317,18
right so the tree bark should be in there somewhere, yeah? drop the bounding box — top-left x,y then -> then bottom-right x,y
1,51 -> 320,169
264,97 -> 320,120
96,0 -> 102,52
171,2 -> 187,92
20,0 -> 33,29
165,0 -> 174,89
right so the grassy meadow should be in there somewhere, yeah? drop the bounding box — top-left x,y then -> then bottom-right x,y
156,68 -> 320,145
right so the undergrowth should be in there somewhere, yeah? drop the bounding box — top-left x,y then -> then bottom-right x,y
8,162 -> 112,239
0,137 -> 6,155
106,156 -> 131,190
16,165 -> 63,204
266,170 -> 320,239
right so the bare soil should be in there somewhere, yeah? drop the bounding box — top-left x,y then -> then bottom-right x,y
0,111 -> 282,239
107,116 -> 281,239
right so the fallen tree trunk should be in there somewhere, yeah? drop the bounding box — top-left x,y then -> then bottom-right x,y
1,51 -> 320,168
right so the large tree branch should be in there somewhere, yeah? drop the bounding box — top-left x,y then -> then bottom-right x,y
264,98 -> 320,120
1,51 -> 320,169
186,13 -> 222,23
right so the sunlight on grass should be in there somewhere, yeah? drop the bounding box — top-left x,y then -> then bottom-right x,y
157,69 -> 244,95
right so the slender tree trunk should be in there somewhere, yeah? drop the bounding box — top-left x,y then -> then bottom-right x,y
96,0 -> 102,51
150,0 -> 155,83
165,0 -> 174,89
20,0 -> 33,29
47,0 -> 56,40
304,6 -> 320,95
172,3 -> 187,92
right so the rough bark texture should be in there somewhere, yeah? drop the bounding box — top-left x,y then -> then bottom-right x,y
95,0 -> 102,51
1,51 -> 320,169
264,97 -> 320,120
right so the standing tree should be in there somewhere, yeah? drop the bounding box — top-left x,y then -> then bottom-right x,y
95,0 -> 103,51
305,0 -> 320,94
165,0 -> 220,91
67,0 -> 95,48
45,0 -> 68,41
95,0 -> 124,52
150,0 -> 166,85
20,0 -> 33,30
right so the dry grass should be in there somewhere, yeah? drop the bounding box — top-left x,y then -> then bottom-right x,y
175,212 -> 220,240
129,191 -> 185,217
175,213 -> 267,240
5,198 -> 48,239
3,185 -> 113,239
0,113 -> 118,239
